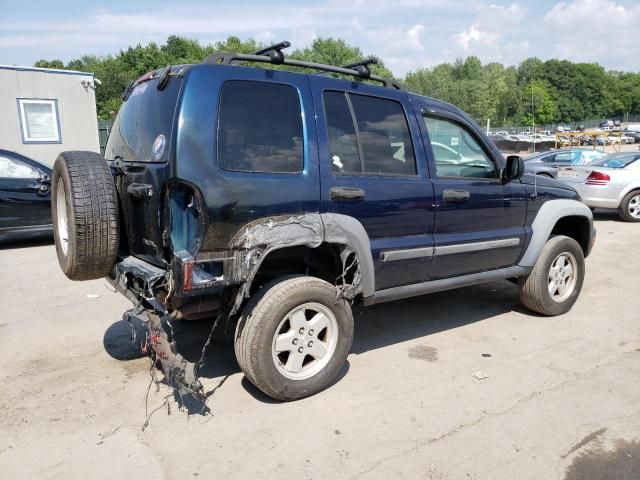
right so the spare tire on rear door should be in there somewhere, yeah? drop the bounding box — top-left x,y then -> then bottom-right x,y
52,151 -> 119,280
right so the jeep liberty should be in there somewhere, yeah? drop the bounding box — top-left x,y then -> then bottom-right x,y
51,42 -> 595,401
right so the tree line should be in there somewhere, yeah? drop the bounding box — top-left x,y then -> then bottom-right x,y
34,36 -> 640,127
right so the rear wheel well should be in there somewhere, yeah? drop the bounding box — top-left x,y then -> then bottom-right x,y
550,216 -> 590,256
621,188 -> 640,204
251,244 -> 353,294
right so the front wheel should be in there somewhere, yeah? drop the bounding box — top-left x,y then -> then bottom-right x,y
234,276 -> 354,401
519,236 -> 585,316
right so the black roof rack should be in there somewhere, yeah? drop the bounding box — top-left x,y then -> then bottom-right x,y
317,58 -> 378,78
202,40 -> 402,90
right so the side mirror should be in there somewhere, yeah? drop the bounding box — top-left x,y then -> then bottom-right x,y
504,155 -> 524,182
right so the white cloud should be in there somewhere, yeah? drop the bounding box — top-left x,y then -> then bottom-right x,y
1,1 -> 639,76
543,0 -> 640,68
406,24 -> 425,51
454,23 -> 498,51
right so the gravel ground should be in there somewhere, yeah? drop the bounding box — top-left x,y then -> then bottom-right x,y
0,210 -> 639,480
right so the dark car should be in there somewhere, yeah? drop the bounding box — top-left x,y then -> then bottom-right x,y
524,148 -> 606,178
49,42 -> 595,401
622,131 -> 640,143
0,149 -> 52,241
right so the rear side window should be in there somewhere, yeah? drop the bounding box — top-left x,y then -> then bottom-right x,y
112,77 -> 182,162
324,91 -> 416,176
217,81 -> 303,173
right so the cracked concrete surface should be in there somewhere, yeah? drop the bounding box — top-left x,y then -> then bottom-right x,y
0,210 -> 639,479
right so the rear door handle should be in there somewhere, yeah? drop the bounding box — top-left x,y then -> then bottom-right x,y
330,187 -> 365,201
443,189 -> 470,202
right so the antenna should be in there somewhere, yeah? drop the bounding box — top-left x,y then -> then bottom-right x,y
530,77 -> 537,199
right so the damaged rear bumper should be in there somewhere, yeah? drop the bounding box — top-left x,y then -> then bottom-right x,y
108,256 -> 204,397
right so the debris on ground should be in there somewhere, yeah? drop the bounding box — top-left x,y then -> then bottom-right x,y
472,371 -> 489,380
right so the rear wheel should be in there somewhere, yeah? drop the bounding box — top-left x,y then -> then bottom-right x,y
52,151 -> 119,280
617,191 -> 640,222
234,276 -> 353,401
519,235 -> 585,316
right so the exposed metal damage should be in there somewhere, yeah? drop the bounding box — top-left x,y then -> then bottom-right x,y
110,213 -> 365,418
227,214 -> 325,315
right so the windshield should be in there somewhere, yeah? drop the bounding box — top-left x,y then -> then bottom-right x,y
588,154 -> 640,169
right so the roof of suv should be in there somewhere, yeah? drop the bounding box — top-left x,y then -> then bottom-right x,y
123,41 -> 473,133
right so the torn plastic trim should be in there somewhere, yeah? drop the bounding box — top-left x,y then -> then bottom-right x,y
226,214 -> 325,315
115,213 -> 374,311
224,213 -> 375,316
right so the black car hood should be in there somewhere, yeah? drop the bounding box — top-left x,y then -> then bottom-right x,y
520,173 -> 575,191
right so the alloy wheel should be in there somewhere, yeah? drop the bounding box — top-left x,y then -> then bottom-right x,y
548,252 -> 578,303
628,195 -> 640,219
56,178 -> 69,256
271,302 -> 339,380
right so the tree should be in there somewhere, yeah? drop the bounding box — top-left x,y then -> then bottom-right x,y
522,81 -> 555,126
291,38 -> 393,78
33,37 -> 640,124
34,59 -> 64,69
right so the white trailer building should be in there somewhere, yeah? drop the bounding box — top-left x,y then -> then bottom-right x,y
0,65 -> 100,167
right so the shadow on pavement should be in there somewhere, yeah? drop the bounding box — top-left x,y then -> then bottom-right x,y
592,209 -> 623,222
102,279 -> 522,401
0,233 -> 53,250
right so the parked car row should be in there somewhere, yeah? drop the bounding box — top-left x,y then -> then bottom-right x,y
523,148 -> 640,221
489,132 -> 555,143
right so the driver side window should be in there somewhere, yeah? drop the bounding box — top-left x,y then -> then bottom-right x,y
423,115 -> 497,179
0,156 -> 40,179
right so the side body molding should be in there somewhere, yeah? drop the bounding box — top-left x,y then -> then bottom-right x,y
518,199 -> 593,267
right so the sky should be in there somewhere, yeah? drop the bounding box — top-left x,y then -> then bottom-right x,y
0,0 -> 639,76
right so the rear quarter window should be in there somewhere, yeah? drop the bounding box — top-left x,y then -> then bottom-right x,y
217,80 -> 304,173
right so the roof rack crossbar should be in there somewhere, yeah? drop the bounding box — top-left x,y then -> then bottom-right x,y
316,58 -> 378,78
201,42 -> 402,90
251,41 -> 291,56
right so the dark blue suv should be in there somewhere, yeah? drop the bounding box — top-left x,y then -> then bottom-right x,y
51,43 -> 595,401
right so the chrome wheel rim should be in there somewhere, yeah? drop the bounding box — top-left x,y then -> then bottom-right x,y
628,195 -> 640,218
271,302 -> 338,380
56,178 -> 69,256
548,252 -> 577,303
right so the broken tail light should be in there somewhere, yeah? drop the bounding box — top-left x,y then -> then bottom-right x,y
175,251 -> 223,293
585,171 -> 610,185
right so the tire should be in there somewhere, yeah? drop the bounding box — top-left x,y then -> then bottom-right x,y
518,235 -> 585,316
617,190 -> 640,222
538,172 -> 553,178
51,151 -> 119,280
234,276 -> 354,401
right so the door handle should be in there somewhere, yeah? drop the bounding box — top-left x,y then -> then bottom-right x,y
330,187 -> 365,201
443,189 -> 470,202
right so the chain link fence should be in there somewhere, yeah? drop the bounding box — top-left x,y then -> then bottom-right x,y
98,119 -> 113,156
489,113 -> 640,135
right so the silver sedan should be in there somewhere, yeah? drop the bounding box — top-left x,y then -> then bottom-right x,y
557,152 -> 640,221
